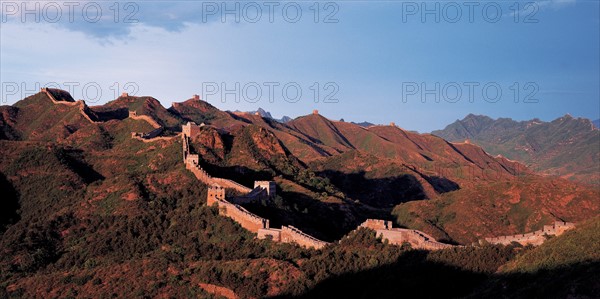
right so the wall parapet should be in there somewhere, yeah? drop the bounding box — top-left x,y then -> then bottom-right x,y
281,226 -> 329,249
208,193 -> 269,233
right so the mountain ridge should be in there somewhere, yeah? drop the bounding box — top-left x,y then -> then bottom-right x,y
432,114 -> 600,185
1,88 -> 598,298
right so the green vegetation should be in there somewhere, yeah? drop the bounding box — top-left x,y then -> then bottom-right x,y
506,216 -> 600,272
471,217 -> 600,298
1,91 -> 598,298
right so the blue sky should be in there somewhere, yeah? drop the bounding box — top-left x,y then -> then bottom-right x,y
1,0 -> 598,132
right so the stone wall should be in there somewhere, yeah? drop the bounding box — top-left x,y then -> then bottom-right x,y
43,88 -> 175,140
41,88 -> 77,106
187,161 -> 213,185
132,134 -> 180,143
207,185 -> 226,206
212,178 -> 253,194
254,181 -> 276,197
127,107 -> 165,141
360,219 -> 391,230
280,226 -> 329,249
257,228 -> 282,242
375,229 -> 454,250
356,219 -> 454,250
128,110 -> 161,129
41,88 -> 99,124
230,187 -> 267,204
182,121 -> 201,139
182,124 -> 254,194
182,120 -> 569,251
184,123 -> 458,251
257,221 -> 332,250
483,221 -> 575,246
206,186 -> 329,249
209,196 -> 269,233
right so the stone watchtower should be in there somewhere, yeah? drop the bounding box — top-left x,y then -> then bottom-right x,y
254,181 -> 276,198
182,122 -> 200,139
207,185 -> 226,206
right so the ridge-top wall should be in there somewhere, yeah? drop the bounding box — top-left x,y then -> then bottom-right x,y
483,221 -> 575,246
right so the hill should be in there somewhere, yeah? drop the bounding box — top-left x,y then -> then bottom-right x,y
392,176 -> 599,244
432,114 -> 600,185
471,216 -> 600,298
0,89 -> 598,297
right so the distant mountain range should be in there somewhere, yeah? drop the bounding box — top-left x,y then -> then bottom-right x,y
351,121 -> 375,127
239,108 -> 378,128
432,114 -> 600,185
593,119 -> 600,129
235,107 -> 293,123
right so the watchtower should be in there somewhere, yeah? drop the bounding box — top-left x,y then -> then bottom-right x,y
182,122 -> 200,138
207,185 -> 226,206
254,181 -> 276,198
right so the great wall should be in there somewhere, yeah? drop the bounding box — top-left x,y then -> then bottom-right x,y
482,221 -> 575,246
42,88 -> 576,250
357,219 -> 454,250
41,88 -> 99,124
182,122 -> 333,249
42,88 -> 178,142
181,120 -> 577,250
